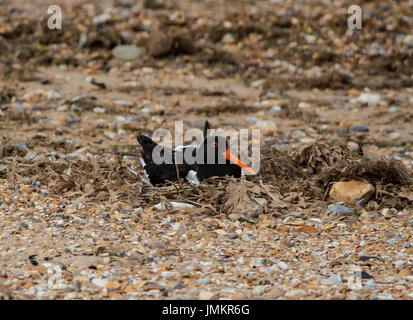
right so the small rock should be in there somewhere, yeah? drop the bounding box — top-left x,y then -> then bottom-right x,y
251,79 -> 266,88
154,202 -> 194,211
403,34 -> 413,46
298,102 -> 311,109
92,278 -> 108,288
327,204 -> 355,215
291,130 -> 306,138
93,107 -> 105,114
228,214 -> 241,221
389,132 -> 401,140
353,93 -> 381,104
255,120 -> 277,131
199,290 -> 216,300
394,260 -> 406,270
103,131 -> 117,140
382,208 -> 396,219
113,100 -> 133,107
277,261 -> 288,271
353,271 -> 374,279
93,13 -> 112,24
14,104 -> 26,111
197,278 -> 212,285
351,125 -> 369,133
266,287 -> 285,298
252,286 -> 265,296
222,33 -> 235,44
327,275 -> 343,285
337,126 -> 350,134
254,198 -> 268,207
143,282 -> 165,291
269,105 -> 282,114
285,289 -> 306,298
329,181 -> 375,204
112,45 -> 142,61
15,142 -> 28,151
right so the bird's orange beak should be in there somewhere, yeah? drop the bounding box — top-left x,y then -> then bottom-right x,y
223,150 -> 256,175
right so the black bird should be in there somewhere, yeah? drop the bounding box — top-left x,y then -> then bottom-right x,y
137,134 -> 196,185
137,121 -> 255,185
195,135 -> 255,180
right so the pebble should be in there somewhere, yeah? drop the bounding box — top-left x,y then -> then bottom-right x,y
93,107 -> 105,114
251,79 -> 266,88
351,125 -> 369,133
389,132 -> 401,140
337,126 -> 349,134
285,289 -> 306,298
113,100 -> 133,107
277,262 -> 289,271
154,202 -> 195,211
382,208 -> 396,219
298,102 -> 312,109
329,181 -> 375,203
199,290 -> 216,300
255,120 -> 277,131
353,93 -> 381,104
254,198 -> 268,207
327,275 -> 343,285
394,260 -> 406,270
15,142 -> 28,151
222,33 -> 235,44
269,105 -> 282,114
252,286 -> 266,295
112,45 -> 142,61
327,204 -> 355,215
93,13 -> 112,24
291,130 -> 306,138
403,34 -> 413,45
14,104 -> 26,111
196,278 -> 212,285
92,278 -> 108,288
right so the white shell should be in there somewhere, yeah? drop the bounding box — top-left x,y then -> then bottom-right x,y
185,170 -> 200,185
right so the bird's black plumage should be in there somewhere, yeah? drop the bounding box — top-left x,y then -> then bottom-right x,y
195,135 -> 242,180
137,134 -> 196,185
137,121 -> 253,185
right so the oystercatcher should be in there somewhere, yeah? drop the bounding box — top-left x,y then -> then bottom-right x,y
137,134 -> 196,185
137,122 -> 255,185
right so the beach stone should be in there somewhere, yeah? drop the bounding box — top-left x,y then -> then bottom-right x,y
112,45 -> 142,61
14,104 -> 26,111
266,287 -> 285,298
277,261 -> 288,271
329,181 -> 375,203
221,33 -> 235,44
92,278 -> 108,288
327,275 -> 343,285
351,125 -> 369,133
337,126 -> 349,134
353,93 -> 381,104
394,260 -> 406,270
403,34 -> 413,45
255,120 -> 277,132
327,204 -> 355,215
143,282 -> 165,291
199,290 -> 215,300
389,132 -> 400,140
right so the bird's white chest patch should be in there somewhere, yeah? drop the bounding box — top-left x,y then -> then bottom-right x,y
139,158 -> 153,186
